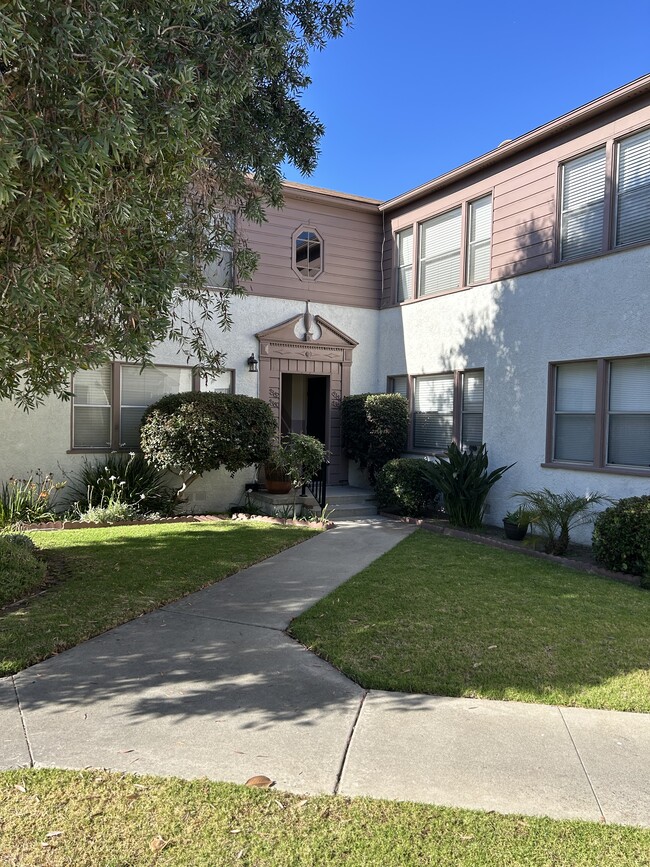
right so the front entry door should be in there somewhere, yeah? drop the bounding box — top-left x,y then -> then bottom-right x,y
257,312 -> 358,486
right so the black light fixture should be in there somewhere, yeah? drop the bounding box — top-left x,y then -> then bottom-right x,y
247,352 -> 259,373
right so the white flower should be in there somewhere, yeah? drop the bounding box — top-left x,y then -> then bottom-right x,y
109,475 -> 116,481
119,481 -> 126,486
140,493 -> 146,499
129,451 -> 136,457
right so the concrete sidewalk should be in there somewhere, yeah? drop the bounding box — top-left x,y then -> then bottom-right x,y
2,518 -> 650,828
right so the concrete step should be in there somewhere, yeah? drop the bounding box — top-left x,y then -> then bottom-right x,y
324,487 -> 376,506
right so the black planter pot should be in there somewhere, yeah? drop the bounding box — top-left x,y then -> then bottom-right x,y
503,519 -> 528,541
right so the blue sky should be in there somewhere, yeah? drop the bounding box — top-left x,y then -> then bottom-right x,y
282,0 -> 650,201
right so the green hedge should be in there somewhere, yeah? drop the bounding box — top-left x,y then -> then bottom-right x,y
0,535 -> 46,607
592,496 -> 650,586
141,392 -> 276,477
341,393 -> 408,483
375,458 -> 436,517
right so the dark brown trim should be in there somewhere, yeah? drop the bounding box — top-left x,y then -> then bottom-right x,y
541,462 -> 650,479
544,364 -> 555,464
291,224 -> 324,282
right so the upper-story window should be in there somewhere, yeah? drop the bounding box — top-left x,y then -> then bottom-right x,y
292,226 -> 323,280
396,228 -> 413,301
395,194 -> 492,303
560,127 -> 650,262
420,208 -> 462,295
205,211 -> 235,288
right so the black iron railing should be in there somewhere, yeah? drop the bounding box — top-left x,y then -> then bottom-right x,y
301,461 -> 328,510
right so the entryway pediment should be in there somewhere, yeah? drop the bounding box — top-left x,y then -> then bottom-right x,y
256,312 -> 358,349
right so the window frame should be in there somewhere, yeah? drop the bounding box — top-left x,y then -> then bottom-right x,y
556,125 -> 650,265
408,368 -> 484,453
69,363 -> 233,453
392,192 -> 493,305
544,354 -> 650,477
387,374 -> 409,402
291,225 -> 324,281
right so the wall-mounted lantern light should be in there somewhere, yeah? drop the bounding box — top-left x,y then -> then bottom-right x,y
247,353 -> 259,373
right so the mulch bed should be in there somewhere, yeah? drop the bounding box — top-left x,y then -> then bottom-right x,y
382,513 -> 642,589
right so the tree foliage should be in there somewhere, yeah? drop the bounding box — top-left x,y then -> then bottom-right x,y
0,0 -> 353,407
140,391 -> 276,493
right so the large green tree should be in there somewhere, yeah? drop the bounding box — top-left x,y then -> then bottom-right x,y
0,0 -> 353,407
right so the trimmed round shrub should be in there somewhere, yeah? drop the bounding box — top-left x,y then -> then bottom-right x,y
0,535 -> 46,607
2,532 -> 38,553
341,393 -> 408,483
375,458 -> 436,517
140,392 -> 276,478
592,496 -> 650,585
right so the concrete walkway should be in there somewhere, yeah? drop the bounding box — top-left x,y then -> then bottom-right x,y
2,518 -> 650,828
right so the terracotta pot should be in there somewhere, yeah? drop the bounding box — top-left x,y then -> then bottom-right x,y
265,479 -> 292,494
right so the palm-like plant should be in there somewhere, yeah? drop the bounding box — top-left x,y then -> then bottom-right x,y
512,488 -> 611,555
420,443 -> 514,530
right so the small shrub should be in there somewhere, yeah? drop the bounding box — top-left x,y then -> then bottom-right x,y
513,488 -> 610,556
1,533 -> 38,553
0,535 -> 46,607
420,443 -> 513,530
593,496 -> 650,585
0,471 -> 66,528
341,393 -> 408,483
375,458 -> 436,517
67,452 -> 177,517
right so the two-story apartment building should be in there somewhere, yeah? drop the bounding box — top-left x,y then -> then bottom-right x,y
2,74 -> 650,539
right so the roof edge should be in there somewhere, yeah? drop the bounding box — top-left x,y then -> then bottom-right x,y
380,73 -> 650,212
281,179 -> 381,212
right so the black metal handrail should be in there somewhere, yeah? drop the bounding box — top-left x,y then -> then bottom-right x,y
301,461 -> 328,510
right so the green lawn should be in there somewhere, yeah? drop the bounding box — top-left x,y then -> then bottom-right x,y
1,521 -> 317,676
2,769 -> 649,866
290,530 -> 650,712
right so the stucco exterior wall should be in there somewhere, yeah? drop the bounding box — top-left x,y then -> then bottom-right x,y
377,244 -> 650,543
0,294 -> 379,514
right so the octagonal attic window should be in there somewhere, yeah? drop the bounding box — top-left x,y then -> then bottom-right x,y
293,227 -> 323,280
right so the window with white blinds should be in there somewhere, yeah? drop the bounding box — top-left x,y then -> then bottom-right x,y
461,371 -> 484,448
419,208 -> 462,295
615,128 -> 650,248
413,370 -> 484,451
414,374 -> 454,449
388,375 -> 408,399
553,362 -> 597,462
396,228 -> 413,301
467,196 -> 492,284
120,366 -> 192,449
72,364 -> 197,450
608,358 -> 650,467
560,148 -> 606,261
72,366 -> 112,449
548,355 -> 650,473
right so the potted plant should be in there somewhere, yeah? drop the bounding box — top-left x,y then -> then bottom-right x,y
263,444 -> 292,494
502,506 -> 532,541
263,434 -> 327,515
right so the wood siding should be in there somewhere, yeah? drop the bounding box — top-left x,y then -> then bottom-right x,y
383,94 -> 650,299
242,189 -> 382,310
